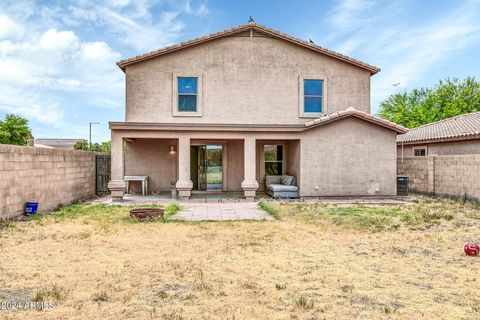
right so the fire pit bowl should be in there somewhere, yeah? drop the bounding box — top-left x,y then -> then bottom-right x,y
129,208 -> 164,221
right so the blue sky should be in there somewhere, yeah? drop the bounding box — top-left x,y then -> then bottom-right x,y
1,0 -> 479,142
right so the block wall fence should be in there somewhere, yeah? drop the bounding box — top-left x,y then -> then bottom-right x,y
397,155 -> 480,201
0,144 -> 107,220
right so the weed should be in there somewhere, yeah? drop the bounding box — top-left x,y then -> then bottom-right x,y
258,200 -> 280,219
157,290 -> 169,299
294,295 -> 314,310
275,283 -> 286,290
33,285 -> 66,302
164,202 -> 181,220
91,290 -> 109,302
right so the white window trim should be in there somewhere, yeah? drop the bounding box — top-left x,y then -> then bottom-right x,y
413,146 -> 427,157
172,73 -> 203,117
299,75 -> 328,118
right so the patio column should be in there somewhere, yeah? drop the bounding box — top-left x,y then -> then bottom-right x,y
108,132 -> 126,201
241,137 -> 259,201
176,136 -> 193,199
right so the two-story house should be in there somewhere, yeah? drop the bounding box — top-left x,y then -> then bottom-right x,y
108,22 -> 407,201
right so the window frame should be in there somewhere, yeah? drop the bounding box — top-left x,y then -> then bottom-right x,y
413,147 -> 427,157
172,73 -> 203,117
264,144 -> 284,176
299,75 -> 327,118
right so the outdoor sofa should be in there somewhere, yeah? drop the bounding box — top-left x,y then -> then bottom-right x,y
265,175 -> 299,199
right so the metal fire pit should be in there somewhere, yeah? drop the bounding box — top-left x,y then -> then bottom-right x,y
129,208 -> 164,221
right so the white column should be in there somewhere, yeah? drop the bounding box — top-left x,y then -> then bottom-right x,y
176,136 -> 193,199
241,137 -> 259,201
108,131 -> 126,201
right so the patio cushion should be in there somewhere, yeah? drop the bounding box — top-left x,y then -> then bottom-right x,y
267,184 -> 299,192
265,175 -> 282,185
281,175 -> 294,186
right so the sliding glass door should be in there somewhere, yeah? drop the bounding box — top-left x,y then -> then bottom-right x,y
196,145 -> 223,191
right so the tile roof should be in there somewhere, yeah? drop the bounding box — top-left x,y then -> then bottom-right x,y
304,107 -> 408,133
397,111 -> 480,143
116,22 -> 380,74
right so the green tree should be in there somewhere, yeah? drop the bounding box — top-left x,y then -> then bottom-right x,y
378,77 -> 480,128
74,140 -> 111,152
0,114 -> 32,145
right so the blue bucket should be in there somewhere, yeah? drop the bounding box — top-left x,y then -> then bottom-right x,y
25,202 -> 39,216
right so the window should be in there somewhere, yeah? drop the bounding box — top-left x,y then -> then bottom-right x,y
178,77 -> 198,112
264,145 -> 283,175
414,148 -> 426,156
304,79 -> 323,113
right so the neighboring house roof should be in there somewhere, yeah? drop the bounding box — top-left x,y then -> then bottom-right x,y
304,107 -> 408,133
110,107 -> 407,133
116,22 -> 380,75
33,143 -> 54,149
397,111 -> 480,144
34,138 -> 84,149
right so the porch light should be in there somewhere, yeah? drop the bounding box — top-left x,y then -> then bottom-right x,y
169,145 -> 176,154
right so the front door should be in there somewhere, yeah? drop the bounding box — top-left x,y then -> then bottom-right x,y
196,145 -> 223,191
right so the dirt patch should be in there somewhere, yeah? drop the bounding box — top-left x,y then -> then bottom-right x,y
0,196 -> 479,319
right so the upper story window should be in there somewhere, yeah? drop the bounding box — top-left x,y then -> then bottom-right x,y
173,74 -> 202,117
299,76 -> 326,118
304,79 -> 323,113
178,77 -> 198,112
414,148 -> 426,156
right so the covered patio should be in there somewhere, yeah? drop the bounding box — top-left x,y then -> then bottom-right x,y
108,122 -> 303,202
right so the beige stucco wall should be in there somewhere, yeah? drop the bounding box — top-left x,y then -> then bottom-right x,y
398,139 -> 480,156
123,138 -> 244,193
124,139 -> 178,193
124,35 -> 371,124
0,144 -> 103,220
112,116 -> 398,197
226,139 -> 244,192
286,140 -> 301,187
300,118 -> 397,196
397,155 -> 480,201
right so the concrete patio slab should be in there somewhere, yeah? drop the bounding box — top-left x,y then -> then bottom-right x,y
171,202 -> 273,221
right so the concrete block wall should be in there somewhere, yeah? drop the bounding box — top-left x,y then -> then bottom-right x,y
397,155 -> 480,201
0,144 -> 105,220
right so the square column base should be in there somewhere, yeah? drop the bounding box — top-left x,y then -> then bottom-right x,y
241,180 -> 259,202
108,180 -> 127,202
176,180 -> 193,200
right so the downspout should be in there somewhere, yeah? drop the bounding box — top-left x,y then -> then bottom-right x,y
401,141 -> 404,164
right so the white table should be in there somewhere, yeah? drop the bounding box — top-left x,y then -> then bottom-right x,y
124,176 -> 149,195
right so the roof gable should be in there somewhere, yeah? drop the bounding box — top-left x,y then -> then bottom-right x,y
397,111 -> 480,143
116,23 -> 380,75
304,107 -> 407,133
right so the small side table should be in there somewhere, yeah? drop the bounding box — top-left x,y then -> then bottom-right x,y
124,176 -> 149,196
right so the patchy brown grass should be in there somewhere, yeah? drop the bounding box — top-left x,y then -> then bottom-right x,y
0,196 -> 479,319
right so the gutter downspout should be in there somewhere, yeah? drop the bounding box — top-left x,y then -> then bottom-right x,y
401,141 -> 404,164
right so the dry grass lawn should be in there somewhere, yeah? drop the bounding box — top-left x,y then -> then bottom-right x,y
0,196 -> 479,319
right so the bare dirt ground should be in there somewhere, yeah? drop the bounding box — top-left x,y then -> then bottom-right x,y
0,197 -> 479,319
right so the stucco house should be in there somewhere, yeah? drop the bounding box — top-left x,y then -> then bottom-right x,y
108,22 -> 407,201
397,111 -> 480,157
34,138 -> 84,150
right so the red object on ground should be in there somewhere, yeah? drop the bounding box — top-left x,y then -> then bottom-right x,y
464,242 -> 480,256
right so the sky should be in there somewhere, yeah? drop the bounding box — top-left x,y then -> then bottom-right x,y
1,0 -> 480,142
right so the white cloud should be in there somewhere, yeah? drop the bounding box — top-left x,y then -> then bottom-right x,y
0,12 -> 123,129
0,14 -> 24,40
38,28 -> 79,51
327,0 -> 378,30
370,1 -> 480,108
80,41 -> 121,62
0,0 -> 209,139
323,0 -> 480,113
196,4 -> 209,17
63,0 -> 209,51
